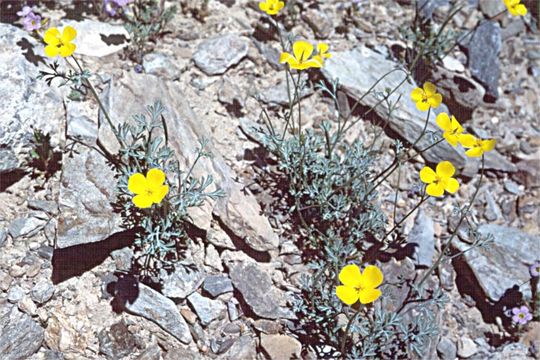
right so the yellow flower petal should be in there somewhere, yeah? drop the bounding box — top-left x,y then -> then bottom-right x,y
59,43 -> 76,57
338,264 -> 362,287
444,132 -> 459,147
416,100 -> 430,112
61,26 -> 77,43
481,139 -> 496,152
436,161 -> 455,178
458,134 -> 477,148
423,82 -> 437,96
44,44 -> 60,58
43,27 -> 60,46
465,147 -> 483,157
436,113 -> 451,131
147,168 -> 166,187
358,288 -> 382,304
516,4 -> 527,16
450,116 -> 463,133
428,93 -> 442,108
317,42 -> 329,54
128,173 -> 147,194
419,166 -> 436,183
293,40 -> 314,63
279,52 -> 299,68
359,265 -> 383,289
133,194 -> 153,208
426,182 -> 445,197
151,184 -> 169,204
259,2 -> 269,11
410,88 -> 424,102
336,285 -> 359,305
445,178 -> 459,194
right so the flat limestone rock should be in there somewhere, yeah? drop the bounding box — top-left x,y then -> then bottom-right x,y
453,224 -> 540,302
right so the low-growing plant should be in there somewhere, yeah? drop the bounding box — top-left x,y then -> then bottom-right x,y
256,1 -> 502,358
25,128 -> 62,182
37,24 -> 222,280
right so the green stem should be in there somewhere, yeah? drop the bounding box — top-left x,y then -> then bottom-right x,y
417,155 -> 485,289
340,307 -> 362,357
382,192 -> 427,241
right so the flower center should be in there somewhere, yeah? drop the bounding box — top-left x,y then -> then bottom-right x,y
145,188 -> 155,197
518,313 -> 525,319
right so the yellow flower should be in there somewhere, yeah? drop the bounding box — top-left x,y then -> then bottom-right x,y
259,0 -> 285,15
336,264 -> 383,305
313,42 -> 332,65
43,26 -> 77,58
127,168 -> 169,209
279,40 -> 323,70
503,0 -> 527,16
410,82 -> 443,111
436,112 -> 464,147
459,134 -> 496,158
420,161 -> 460,197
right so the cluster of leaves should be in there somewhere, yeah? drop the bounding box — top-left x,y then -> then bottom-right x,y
109,102 -> 223,278
25,128 -> 62,181
399,2 -> 462,73
122,0 -> 177,62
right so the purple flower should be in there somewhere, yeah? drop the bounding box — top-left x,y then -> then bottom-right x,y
16,6 -> 33,17
530,262 -> 540,277
511,306 -> 533,325
22,12 -> 41,32
114,0 -> 132,6
103,0 -> 117,16
134,64 -> 143,73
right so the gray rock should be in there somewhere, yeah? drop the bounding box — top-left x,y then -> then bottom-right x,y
416,0 -> 450,20
27,199 -> 59,215
31,279 -> 55,304
97,72 -> 279,252
490,342 -> 531,360
0,24 -> 64,171
219,335 -> 256,360
193,34 -> 250,75
98,321 -> 137,359
143,52 -> 186,80
162,264 -> 205,299
228,261 -> 294,319
483,190 -> 501,221
479,0 -> 506,17
110,247 -> 134,272
204,244 -> 223,271
227,300 -> 240,321
503,180 -> 521,195
187,292 -> 227,326
301,8 -> 333,39
0,229 -> 7,248
260,334 -> 302,360
8,215 -> 47,239
322,46 -> 466,167
253,319 -> 281,334
136,345 -> 162,360
43,350 -> 65,360
120,279 -> 193,344
203,275 -> 233,297
463,21 -> 501,100
56,147 -> 122,248
0,148 -> 18,174
454,224 -> 540,301
218,78 -> 245,108
0,307 -> 44,360
437,336 -> 457,360
7,286 -> 24,303
62,19 -> 129,57
164,348 -> 203,360
258,76 -> 314,106
36,244 -> 54,260
409,209 -> 435,267
457,336 -> 478,358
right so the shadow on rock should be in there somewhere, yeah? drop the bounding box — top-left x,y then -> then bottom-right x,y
51,229 -> 136,284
